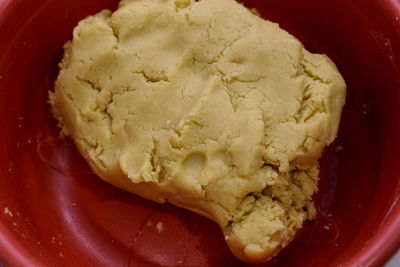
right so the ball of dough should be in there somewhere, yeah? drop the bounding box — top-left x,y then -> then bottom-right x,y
50,0 -> 346,263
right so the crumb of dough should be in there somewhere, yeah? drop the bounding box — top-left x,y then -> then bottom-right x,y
249,7 -> 261,17
49,0 -> 346,263
156,221 -> 165,233
335,145 -> 344,153
4,207 -> 13,217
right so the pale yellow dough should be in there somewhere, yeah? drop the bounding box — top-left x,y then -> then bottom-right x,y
49,0 -> 346,263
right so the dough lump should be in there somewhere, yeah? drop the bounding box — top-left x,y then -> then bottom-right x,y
50,0 -> 346,263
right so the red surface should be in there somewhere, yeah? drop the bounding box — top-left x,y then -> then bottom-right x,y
1,0 -> 400,266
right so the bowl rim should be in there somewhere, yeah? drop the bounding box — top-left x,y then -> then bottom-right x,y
0,0 -> 42,265
339,0 -> 400,265
0,0 -> 400,266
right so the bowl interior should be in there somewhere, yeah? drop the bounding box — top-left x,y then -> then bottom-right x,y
1,0 -> 400,266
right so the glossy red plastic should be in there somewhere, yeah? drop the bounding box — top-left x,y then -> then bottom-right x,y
1,0 -> 400,266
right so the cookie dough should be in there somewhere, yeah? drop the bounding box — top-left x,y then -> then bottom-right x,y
49,0 -> 346,263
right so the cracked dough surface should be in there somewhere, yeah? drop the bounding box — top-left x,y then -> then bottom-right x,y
49,0 -> 346,263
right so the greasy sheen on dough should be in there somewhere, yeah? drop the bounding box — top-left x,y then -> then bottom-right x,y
49,0 -> 346,263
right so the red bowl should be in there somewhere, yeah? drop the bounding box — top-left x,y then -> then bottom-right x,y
1,0 -> 400,266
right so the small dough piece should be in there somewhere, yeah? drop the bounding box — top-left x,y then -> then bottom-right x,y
49,0 -> 346,263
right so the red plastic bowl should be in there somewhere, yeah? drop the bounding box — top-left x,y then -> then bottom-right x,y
1,0 -> 400,266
